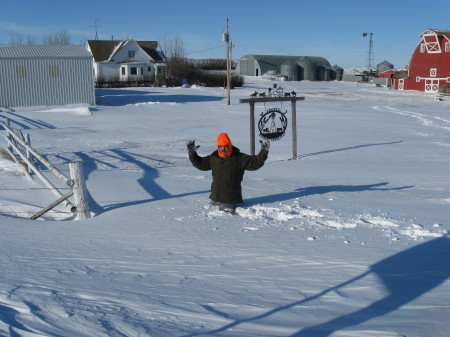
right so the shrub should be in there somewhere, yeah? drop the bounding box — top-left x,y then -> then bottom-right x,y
94,58 -> 243,88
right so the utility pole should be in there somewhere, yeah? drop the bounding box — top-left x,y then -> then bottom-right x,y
224,18 -> 231,105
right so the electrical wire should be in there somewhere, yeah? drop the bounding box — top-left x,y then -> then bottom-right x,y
187,44 -> 223,55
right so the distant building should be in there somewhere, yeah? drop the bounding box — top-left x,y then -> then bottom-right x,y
377,60 -> 394,74
236,55 -> 337,81
378,69 -> 396,87
0,45 -> 95,107
394,29 -> 450,92
342,60 -> 394,85
86,39 -> 166,83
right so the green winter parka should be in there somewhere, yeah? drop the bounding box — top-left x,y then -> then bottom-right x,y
189,146 -> 268,204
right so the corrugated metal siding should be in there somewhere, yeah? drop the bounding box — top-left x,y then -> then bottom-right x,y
236,54 -> 332,80
0,45 -> 93,58
0,45 -> 95,107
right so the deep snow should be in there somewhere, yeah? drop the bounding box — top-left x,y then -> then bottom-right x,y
0,77 -> 449,337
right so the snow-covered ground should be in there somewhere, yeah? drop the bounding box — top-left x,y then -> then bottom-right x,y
0,78 -> 449,337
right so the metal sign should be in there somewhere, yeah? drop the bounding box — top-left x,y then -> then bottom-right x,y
239,91 -> 305,160
258,107 -> 288,141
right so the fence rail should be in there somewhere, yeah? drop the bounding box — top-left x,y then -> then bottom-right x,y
1,118 -> 91,220
435,92 -> 450,101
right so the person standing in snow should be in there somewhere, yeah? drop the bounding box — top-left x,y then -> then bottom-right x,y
187,133 -> 269,213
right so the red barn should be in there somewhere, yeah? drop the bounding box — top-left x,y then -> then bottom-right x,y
378,69 -> 396,87
395,29 -> 450,93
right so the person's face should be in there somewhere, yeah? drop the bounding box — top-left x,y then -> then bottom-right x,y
218,145 -> 229,157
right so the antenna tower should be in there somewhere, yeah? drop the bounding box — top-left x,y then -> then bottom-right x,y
363,32 -> 374,72
91,19 -> 101,40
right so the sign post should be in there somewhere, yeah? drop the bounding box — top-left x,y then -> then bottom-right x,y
239,96 -> 305,160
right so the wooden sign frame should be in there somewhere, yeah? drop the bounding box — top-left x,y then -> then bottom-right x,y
239,96 -> 305,160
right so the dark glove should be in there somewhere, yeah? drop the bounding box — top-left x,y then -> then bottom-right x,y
259,140 -> 270,152
186,140 -> 200,154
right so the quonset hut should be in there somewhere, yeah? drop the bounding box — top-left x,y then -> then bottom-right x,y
236,54 -> 337,81
0,45 -> 95,107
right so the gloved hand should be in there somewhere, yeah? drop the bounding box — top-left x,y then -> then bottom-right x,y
259,140 -> 270,152
186,140 -> 200,154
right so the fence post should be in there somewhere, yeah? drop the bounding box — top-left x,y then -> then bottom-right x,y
250,102 -> 255,156
69,161 -> 91,220
291,99 -> 298,160
25,133 -> 33,174
5,119 -> 11,152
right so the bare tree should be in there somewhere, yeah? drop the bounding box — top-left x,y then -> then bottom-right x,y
159,35 -> 190,78
43,30 -> 72,45
8,32 -> 36,45
159,35 -> 186,60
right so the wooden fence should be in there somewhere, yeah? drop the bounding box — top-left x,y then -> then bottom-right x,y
435,92 -> 450,101
1,118 -> 91,220
436,85 -> 450,101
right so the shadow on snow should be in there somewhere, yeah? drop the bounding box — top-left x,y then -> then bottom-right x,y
72,149 -> 208,215
95,88 -> 224,106
183,236 -> 450,337
297,141 -> 403,159
245,182 -> 414,206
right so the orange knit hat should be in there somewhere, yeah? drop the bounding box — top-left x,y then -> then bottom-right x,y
217,133 -> 232,158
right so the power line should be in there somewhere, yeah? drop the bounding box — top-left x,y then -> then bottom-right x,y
229,0 -> 259,28
187,44 -> 223,55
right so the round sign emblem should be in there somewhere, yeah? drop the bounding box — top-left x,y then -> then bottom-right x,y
258,108 -> 288,141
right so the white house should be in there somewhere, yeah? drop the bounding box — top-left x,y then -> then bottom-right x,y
0,45 -> 95,107
86,39 -> 166,82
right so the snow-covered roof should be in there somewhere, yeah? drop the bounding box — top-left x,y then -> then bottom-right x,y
240,54 -> 331,68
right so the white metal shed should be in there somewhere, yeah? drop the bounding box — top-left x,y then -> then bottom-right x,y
0,45 -> 95,107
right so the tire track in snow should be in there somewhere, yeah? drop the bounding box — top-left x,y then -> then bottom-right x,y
373,106 -> 450,131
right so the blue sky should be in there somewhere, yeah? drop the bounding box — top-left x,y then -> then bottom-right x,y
1,0 -> 449,68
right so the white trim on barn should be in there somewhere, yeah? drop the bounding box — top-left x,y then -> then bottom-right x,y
0,45 -> 95,107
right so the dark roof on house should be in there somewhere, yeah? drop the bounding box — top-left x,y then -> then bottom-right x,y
138,43 -> 165,62
86,40 -> 164,62
87,40 -> 118,62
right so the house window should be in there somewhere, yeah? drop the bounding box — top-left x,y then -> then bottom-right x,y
128,50 -> 135,58
446,42 -> 450,52
121,67 -> 125,75
16,66 -> 27,78
420,44 -> 425,53
48,65 -> 60,78
430,68 -> 437,77
130,67 -> 137,75
141,67 -> 144,75
148,67 -> 151,72
416,77 -> 421,82
447,77 -> 450,83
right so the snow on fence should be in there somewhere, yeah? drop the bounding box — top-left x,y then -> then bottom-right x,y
435,92 -> 450,101
1,118 -> 91,220
436,85 -> 450,101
